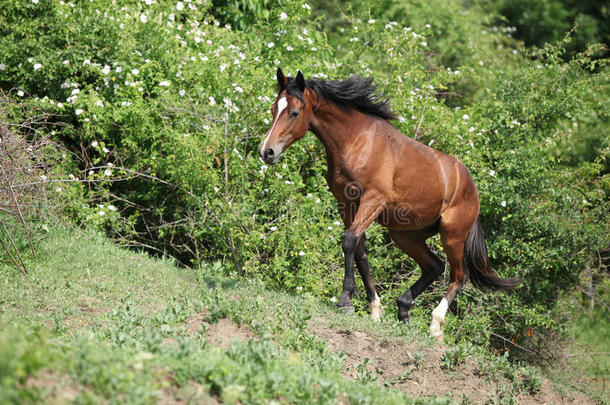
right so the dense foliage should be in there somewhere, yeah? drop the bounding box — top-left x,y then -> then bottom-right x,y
1,0 -> 608,358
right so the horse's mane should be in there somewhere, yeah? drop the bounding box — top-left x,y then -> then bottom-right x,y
283,75 -> 398,121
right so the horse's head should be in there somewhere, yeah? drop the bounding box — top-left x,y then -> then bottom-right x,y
259,68 -> 314,164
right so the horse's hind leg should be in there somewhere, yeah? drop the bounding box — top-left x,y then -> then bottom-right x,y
429,211 -> 473,341
390,231 -> 445,322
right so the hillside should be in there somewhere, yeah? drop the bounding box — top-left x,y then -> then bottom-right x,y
0,227 -> 599,404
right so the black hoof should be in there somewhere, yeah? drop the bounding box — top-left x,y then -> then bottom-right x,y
396,296 -> 414,324
398,312 -> 410,323
337,303 -> 354,313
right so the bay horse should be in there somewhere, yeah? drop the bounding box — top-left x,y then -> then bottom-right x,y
259,69 -> 520,340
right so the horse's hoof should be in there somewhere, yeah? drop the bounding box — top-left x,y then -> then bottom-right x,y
397,312 -> 410,323
337,304 -> 354,313
429,320 -> 444,342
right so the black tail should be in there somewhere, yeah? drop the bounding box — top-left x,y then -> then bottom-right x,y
464,217 -> 521,290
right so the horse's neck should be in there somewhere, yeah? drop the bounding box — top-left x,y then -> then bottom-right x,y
309,104 -> 361,169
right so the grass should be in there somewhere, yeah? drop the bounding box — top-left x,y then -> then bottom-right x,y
0,226 -> 447,404
0,225 -> 603,404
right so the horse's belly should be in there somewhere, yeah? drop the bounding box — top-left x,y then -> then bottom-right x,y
377,202 -> 441,231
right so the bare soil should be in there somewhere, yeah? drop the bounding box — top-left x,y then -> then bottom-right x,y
309,318 -> 594,404
205,318 -> 255,349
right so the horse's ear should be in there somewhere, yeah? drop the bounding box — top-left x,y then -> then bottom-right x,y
277,68 -> 288,89
296,70 -> 305,92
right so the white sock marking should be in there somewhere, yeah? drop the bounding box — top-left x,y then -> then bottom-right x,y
261,96 -> 287,152
429,297 -> 449,340
370,293 -> 382,322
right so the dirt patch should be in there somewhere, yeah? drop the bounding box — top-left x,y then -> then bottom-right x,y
309,318 -> 594,404
25,369 -> 80,402
157,369 -> 220,405
205,318 -> 255,349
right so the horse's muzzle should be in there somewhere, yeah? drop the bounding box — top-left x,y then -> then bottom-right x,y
260,147 -> 278,164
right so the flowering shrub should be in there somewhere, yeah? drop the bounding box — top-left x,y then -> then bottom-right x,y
0,0 -> 607,356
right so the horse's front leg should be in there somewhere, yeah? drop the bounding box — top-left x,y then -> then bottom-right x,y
337,195 -> 384,313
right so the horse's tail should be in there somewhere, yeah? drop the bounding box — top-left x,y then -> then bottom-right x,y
464,217 -> 521,290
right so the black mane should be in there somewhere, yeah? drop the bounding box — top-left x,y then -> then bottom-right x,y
283,75 -> 398,121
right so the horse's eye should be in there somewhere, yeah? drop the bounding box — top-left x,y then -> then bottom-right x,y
290,110 -> 300,118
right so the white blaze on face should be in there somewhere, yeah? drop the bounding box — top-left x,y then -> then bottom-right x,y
261,96 -> 288,151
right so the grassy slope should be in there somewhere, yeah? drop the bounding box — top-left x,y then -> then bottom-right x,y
0,227 -> 601,404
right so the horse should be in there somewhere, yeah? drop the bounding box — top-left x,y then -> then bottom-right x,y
259,68 -> 520,341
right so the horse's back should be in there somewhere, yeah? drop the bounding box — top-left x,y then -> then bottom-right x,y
380,124 -> 479,229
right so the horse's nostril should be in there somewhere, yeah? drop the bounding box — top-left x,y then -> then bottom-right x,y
264,149 -> 275,160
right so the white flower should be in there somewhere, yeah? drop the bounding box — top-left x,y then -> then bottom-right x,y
302,3 -> 311,9
421,41 -> 427,47
17,90 -> 24,97
57,102 -> 63,108
489,169 -> 496,176
279,12 -> 288,20
75,108 -> 84,115
234,86 -> 243,93
103,146 -> 110,153
462,114 -> 469,120
108,204 -> 117,211
83,59 -> 91,66
208,96 -> 216,106
270,226 -> 278,231
500,200 -> 507,207
32,0 -> 38,4
131,68 -> 139,75
298,251 -> 305,256
179,89 -> 186,96
33,63 -> 42,70
40,174 -> 47,181
91,141 -> 99,147
333,221 -> 341,226
0,63 -> 5,71
469,126 -> 475,132
425,23 -> 431,28
411,115 -> 417,120
286,45 -> 294,51
267,42 -> 275,48
98,211 -> 106,216
176,2 -> 184,10
330,296 -> 337,303
95,100 -> 104,108
62,60 -> 69,65
368,19 -> 375,24
140,13 -> 148,23
159,80 -> 170,87
104,169 -> 112,176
